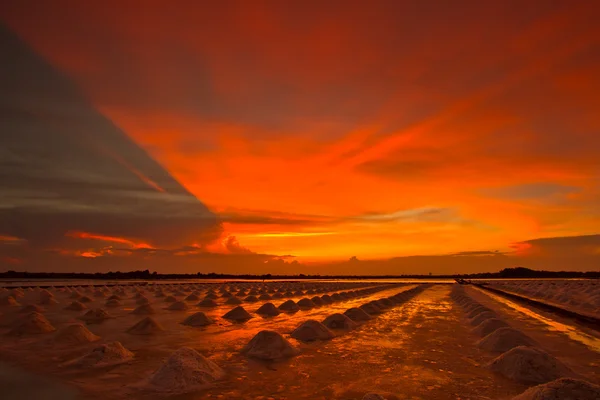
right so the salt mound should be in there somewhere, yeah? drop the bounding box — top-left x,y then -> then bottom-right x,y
136,296 -> 150,305
478,327 -> 535,353
344,307 -> 372,322
311,296 -> 324,306
185,294 -> 199,301
64,301 -> 87,311
164,296 -> 177,303
197,298 -> 218,307
78,296 -> 93,303
78,308 -> 113,323
223,306 -> 252,322
297,298 -> 315,309
363,394 -> 386,400
291,320 -> 334,342
258,294 -> 271,300
470,311 -> 497,327
167,301 -> 189,311
360,303 -> 381,315
19,304 -> 44,314
244,295 -> 259,302
39,296 -> 59,305
132,304 -> 156,315
9,312 -> 56,335
54,324 -> 100,345
146,347 -> 224,393
181,312 -> 213,327
322,313 -> 358,330
474,318 -> 509,337
278,300 -> 300,313
225,297 -> 242,305
489,346 -> 573,384
67,342 -> 133,368
0,295 -> 19,306
256,303 -> 280,317
127,317 -> 165,334
105,299 -> 121,308
241,330 -> 299,360
512,378 -> 600,400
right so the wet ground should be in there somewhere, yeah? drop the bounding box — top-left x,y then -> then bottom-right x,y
1,283 -> 599,399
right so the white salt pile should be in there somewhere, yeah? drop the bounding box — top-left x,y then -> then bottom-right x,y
132,304 -> 156,315
344,307 -> 372,322
241,330 -> 299,360
297,298 -> 315,309
181,312 -> 213,327
489,346 -> 573,384
9,312 -> 56,335
363,394 -> 386,400
197,298 -> 218,307
127,317 -> 165,334
322,313 -> 358,330
54,324 -> 100,345
470,311 -> 498,327
223,306 -> 252,322
512,378 -> 600,400
185,294 -> 199,301
145,347 -> 224,393
291,320 -> 335,342
78,308 -> 113,323
278,300 -> 300,312
478,327 -> 535,353
473,318 -> 509,337
167,301 -> 189,311
105,299 -> 121,308
65,342 -> 134,368
0,295 -> 19,306
64,301 -> 87,311
19,304 -> 44,314
225,297 -> 242,305
256,303 -> 281,317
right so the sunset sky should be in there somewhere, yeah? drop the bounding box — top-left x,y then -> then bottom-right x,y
1,1 -> 600,274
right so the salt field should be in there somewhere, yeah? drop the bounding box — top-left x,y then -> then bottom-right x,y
0,280 -> 599,399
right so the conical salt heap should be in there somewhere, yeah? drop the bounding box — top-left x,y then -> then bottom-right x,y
167,301 -> 189,311
78,308 -> 112,323
256,303 -> 280,317
512,378 -> 600,400
363,394 -> 386,400
146,347 -> 224,393
225,296 -> 242,305
54,324 -> 100,345
132,304 -> 156,315
185,294 -> 199,301
181,312 -> 213,327
241,330 -> 299,360
488,346 -> 573,384
359,303 -> 381,315
64,301 -> 87,311
223,306 -> 252,322
127,317 -> 165,334
197,298 -> 218,307
164,296 -> 177,303
19,304 -> 44,314
9,312 -> 56,335
344,307 -> 372,322
478,327 -> 535,353
278,300 -> 300,313
244,295 -> 259,302
0,295 -> 19,306
136,296 -> 150,305
291,320 -> 334,342
78,296 -> 93,303
105,299 -> 121,308
322,313 -> 358,330
474,318 -> 509,337
470,311 -> 497,327
66,341 -> 134,368
297,298 -> 315,309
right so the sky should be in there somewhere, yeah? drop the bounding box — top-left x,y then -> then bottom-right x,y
1,1 -> 600,274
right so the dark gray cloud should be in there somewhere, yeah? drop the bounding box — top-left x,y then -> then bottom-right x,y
0,24 -> 221,256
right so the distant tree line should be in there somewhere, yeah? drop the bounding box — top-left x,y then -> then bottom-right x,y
0,267 -> 598,281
